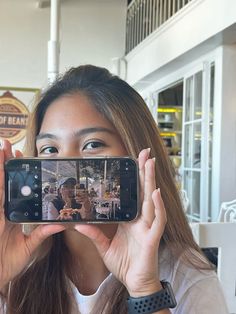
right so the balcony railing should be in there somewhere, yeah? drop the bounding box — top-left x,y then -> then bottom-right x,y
126,0 -> 192,54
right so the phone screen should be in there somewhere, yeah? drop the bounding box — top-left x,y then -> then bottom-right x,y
5,157 -> 139,223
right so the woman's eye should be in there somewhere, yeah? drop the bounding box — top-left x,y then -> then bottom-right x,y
83,141 -> 105,150
39,146 -> 58,154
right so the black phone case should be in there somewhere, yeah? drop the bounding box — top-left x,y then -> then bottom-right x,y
4,157 -> 139,224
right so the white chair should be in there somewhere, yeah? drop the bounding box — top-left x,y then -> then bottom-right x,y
218,199 -> 236,222
190,222 -> 236,314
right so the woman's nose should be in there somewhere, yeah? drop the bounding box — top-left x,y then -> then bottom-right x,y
58,146 -> 82,158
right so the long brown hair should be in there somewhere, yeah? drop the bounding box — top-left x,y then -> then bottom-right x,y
5,65 -> 210,314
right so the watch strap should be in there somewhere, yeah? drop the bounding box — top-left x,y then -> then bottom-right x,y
127,281 -> 177,314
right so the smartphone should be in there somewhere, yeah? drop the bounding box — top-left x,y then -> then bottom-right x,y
4,157 -> 139,223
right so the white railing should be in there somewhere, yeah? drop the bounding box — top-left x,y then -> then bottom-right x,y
126,0 -> 192,53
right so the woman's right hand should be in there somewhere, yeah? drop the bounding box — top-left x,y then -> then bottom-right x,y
0,140 -> 65,290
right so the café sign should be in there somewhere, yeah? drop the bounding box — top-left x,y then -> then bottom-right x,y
0,91 -> 29,144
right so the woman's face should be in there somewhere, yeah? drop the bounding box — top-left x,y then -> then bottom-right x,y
36,93 -> 127,158
36,93 -> 127,234
60,184 -> 75,199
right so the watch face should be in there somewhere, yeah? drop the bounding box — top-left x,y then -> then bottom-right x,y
161,281 -> 177,308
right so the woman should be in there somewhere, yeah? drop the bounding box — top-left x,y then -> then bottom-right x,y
0,65 -> 228,314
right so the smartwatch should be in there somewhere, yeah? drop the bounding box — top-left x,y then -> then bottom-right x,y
127,281 -> 177,314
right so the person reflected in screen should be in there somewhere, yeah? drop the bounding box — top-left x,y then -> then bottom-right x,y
48,177 -> 82,221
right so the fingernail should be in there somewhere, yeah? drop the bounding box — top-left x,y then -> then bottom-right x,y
152,157 -> 156,162
147,148 -> 151,154
0,139 -> 3,148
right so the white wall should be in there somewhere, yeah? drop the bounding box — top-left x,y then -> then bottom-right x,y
0,0 -> 126,88
212,45 -> 236,219
0,0 -> 126,150
126,0 -> 236,87
0,1 -> 49,88
60,0 -> 127,73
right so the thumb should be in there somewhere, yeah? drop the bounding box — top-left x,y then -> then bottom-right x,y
25,224 -> 66,255
14,149 -> 23,158
74,224 -> 111,258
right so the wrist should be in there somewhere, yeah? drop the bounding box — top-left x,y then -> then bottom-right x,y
128,281 -> 163,298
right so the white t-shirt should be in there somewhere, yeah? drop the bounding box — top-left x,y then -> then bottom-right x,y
70,274 -> 112,314
71,248 -> 229,314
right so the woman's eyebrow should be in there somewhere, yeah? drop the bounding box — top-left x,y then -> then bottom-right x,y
36,127 -> 115,142
73,127 -> 115,137
36,133 -> 58,141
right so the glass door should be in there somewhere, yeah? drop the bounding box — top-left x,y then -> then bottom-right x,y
156,81 -> 183,188
183,71 -> 202,221
182,63 -> 214,222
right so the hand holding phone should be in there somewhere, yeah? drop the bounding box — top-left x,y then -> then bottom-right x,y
0,140 -> 66,291
4,157 -> 139,223
72,149 -> 167,299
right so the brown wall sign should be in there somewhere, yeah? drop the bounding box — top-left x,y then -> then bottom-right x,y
0,91 -> 29,144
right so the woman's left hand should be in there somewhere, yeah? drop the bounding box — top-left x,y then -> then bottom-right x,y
74,148 -> 167,297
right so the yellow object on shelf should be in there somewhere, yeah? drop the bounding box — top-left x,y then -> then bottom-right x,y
158,107 -> 182,113
160,132 -> 176,137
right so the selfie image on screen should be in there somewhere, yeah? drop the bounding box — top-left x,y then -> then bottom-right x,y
41,159 -> 122,221
5,158 -> 138,222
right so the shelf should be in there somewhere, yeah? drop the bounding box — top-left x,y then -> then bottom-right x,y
158,106 -> 183,171
158,120 -> 174,123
